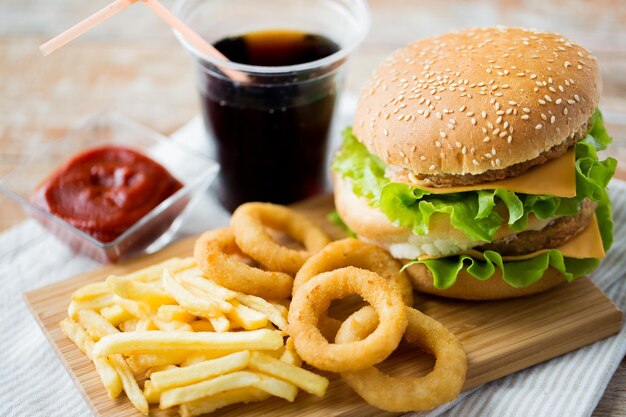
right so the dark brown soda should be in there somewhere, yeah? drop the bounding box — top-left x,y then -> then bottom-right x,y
198,30 -> 341,211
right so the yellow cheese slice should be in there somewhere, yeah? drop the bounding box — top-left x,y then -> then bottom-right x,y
449,214 -> 605,261
416,148 -> 576,197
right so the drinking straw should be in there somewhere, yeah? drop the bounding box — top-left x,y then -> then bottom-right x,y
40,0 -> 134,56
40,0 -> 248,82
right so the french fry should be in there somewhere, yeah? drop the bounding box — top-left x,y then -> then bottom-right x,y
189,320 -> 214,332
151,351 -> 250,391
67,294 -> 116,319
119,318 -> 139,332
160,371 -> 261,409
146,364 -> 178,379
179,387 -> 269,417
252,371 -> 298,402
227,301 -> 269,330
156,305 -> 196,323
179,350 -> 242,367
107,275 -> 176,307
248,351 -> 329,397
100,304 -> 133,326
136,318 -> 157,331
76,309 -> 119,341
280,337 -> 302,367
126,352 -> 190,372
235,293 -> 288,331
162,270 -> 232,318
113,297 -> 153,320
153,317 -> 193,332
124,257 -> 196,282
175,269 -> 237,300
209,316 -> 230,332
93,329 -> 283,357
71,282 -> 110,301
143,380 -> 161,404
108,354 -> 149,415
59,319 -> 122,399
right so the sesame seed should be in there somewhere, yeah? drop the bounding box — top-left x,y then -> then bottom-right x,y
435,141 -> 442,147
574,94 -> 580,102
567,99 -> 575,105
429,164 -> 436,171
496,158 -> 501,165
530,74 -> 537,79
462,146 -> 467,154
471,117 -> 477,125
535,124 -> 543,130
541,113 -> 547,121
459,105 -> 466,112
384,129 -> 389,136
482,111 -> 487,118
521,114 -> 530,120
563,108 -> 569,115
544,95 -> 552,102
483,136 -> 490,143
538,99 -> 546,105
523,108 -> 530,113
499,131 -> 507,138
493,128 -> 500,135
420,155 -> 427,161
551,115 -> 556,124
556,98 -> 562,104
507,136 -> 512,143
496,116 -> 503,124
487,122 -> 494,129
472,159 -> 479,166
455,141 -> 462,148
440,131 -> 447,138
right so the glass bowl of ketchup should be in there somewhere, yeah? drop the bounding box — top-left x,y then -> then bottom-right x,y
0,111 -> 219,263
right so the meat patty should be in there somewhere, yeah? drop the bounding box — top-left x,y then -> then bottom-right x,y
416,120 -> 589,187
479,199 -> 596,256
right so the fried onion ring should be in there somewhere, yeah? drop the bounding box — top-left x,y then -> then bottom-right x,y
288,267 -> 407,372
194,228 -> 293,300
231,202 -> 331,275
335,306 -> 467,412
293,238 -> 413,341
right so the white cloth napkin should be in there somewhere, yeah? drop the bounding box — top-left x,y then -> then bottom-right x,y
0,110 -> 624,417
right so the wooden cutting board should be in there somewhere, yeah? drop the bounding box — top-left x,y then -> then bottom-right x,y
24,194 -> 624,417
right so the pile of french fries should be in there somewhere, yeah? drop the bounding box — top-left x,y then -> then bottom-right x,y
61,257 -> 329,416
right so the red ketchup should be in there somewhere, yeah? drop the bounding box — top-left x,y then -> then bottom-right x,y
32,145 -> 183,242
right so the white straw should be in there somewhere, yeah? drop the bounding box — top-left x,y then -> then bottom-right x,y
40,0 -> 133,56
40,0 -> 248,82
141,0 -> 248,82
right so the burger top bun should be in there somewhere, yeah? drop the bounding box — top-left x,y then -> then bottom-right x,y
353,27 -> 601,177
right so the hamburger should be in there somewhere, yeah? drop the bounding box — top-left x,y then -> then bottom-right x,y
332,27 -> 616,300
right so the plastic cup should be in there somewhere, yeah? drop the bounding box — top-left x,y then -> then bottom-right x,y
173,0 -> 369,211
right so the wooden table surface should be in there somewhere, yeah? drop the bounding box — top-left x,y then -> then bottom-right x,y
1,0 -> 625,415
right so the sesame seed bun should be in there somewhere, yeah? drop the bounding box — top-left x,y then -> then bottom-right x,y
353,27 -> 600,179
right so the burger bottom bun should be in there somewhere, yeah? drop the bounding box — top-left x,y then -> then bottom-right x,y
405,262 -> 566,300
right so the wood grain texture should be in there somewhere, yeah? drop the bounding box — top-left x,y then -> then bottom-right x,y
3,0 -> 626,414
24,195 -> 624,417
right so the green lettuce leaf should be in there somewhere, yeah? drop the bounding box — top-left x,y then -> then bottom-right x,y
332,128 -> 387,201
333,108 -> 616,289
406,192 -> 611,289
333,109 -> 616,244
